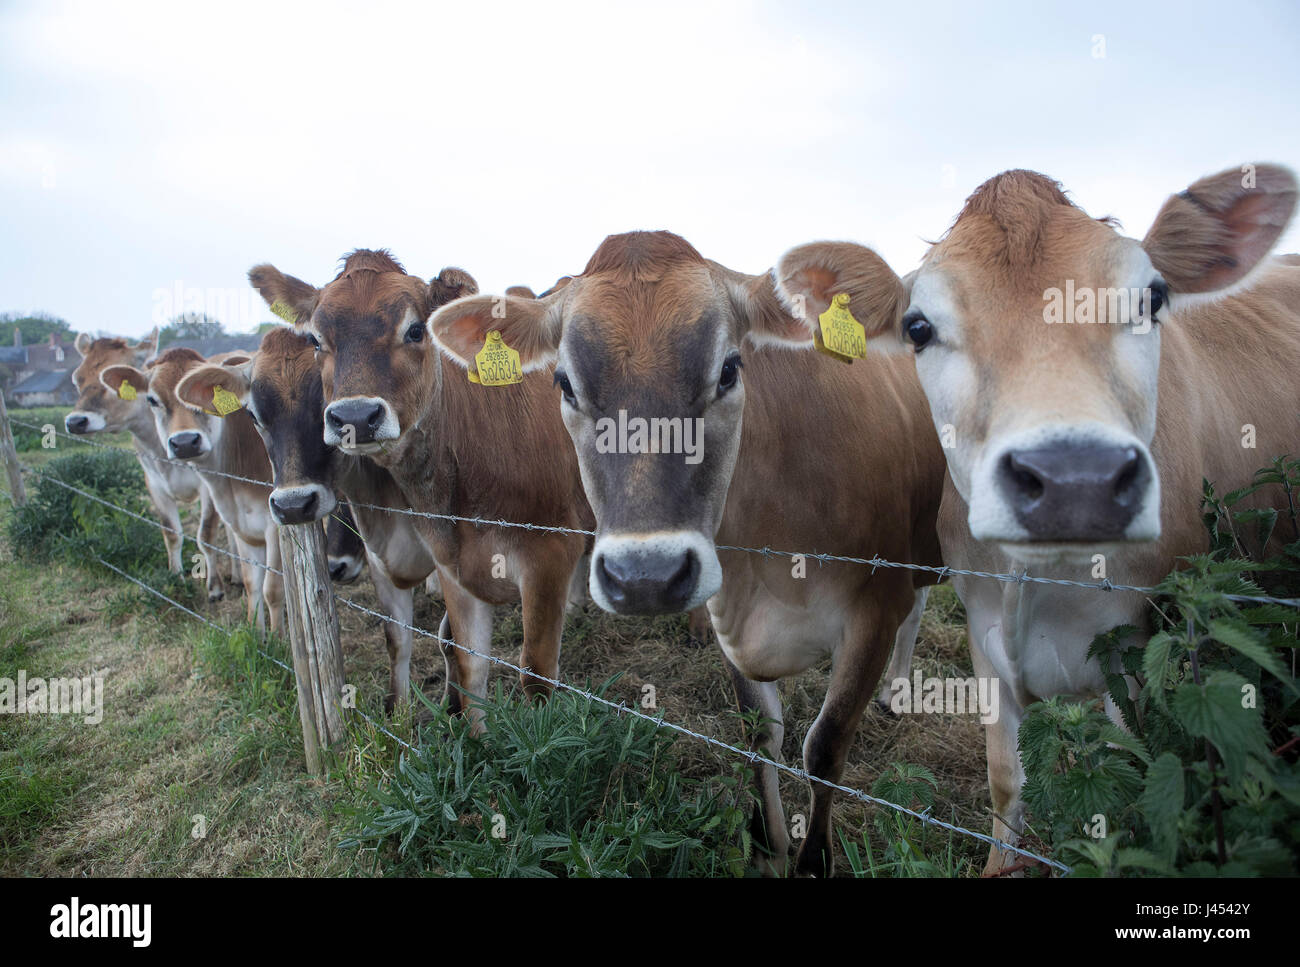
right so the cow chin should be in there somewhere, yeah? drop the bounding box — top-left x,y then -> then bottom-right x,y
589,531 -> 722,616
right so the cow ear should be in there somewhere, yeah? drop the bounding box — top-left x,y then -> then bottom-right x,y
428,267 -> 479,311
249,263 -> 320,325
74,332 -> 94,355
219,353 -> 253,368
134,326 -> 159,361
100,364 -> 148,398
771,242 -> 909,353
505,285 -> 537,299
176,363 -> 251,414
724,269 -> 815,349
430,293 -> 559,373
1144,163 -> 1298,295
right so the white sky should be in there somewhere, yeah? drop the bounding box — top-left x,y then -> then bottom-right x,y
3,0 -> 1299,339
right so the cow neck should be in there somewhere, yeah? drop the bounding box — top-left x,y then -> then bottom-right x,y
125,405 -> 168,465
380,348 -> 457,535
209,409 -> 272,484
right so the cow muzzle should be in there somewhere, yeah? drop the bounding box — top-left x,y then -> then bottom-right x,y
589,532 -> 722,615
168,430 -> 210,460
974,428 -> 1160,547
268,484 -> 336,525
324,396 -> 399,450
327,554 -> 364,584
65,411 -> 105,435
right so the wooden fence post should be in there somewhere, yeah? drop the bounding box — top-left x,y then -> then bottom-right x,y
0,391 -> 27,505
278,519 -> 347,774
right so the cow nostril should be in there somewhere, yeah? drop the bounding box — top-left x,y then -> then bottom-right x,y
1114,449 -> 1141,503
1004,453 -> 1044,502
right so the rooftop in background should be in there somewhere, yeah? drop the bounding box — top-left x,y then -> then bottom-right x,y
11,368 -> 72,394
158,334 -> 263,357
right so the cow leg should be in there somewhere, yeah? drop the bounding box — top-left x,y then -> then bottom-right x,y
197,488 -> 225,602
262,530 -> 284,636
235,536 -> 267,631
687,605 -> 713,647
224,523 -> 243,586
518,545 -> 576,701
369,553 -> 414,713
798,590 -> 911,877
875,586 -> 929,712
437,569 -> 493,734
144,475 -> 184,574
424,571 -> 442,600
970,634 -> 1026,875
723,655 -> 789,877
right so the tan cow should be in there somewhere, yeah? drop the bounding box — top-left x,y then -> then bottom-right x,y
65,330 -> 226,600
102,348 -> 283,633
246,251 -> 595,727
775,164 -> 1300,873
429,231 -> 946,876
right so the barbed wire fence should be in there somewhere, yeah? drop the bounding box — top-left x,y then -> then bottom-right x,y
11,413 -> 1297,875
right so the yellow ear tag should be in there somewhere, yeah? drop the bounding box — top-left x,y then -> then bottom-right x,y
212,386 -> 243,417
817,292 -> 866,361
472,331 -> 523,386
269,300 -> 297,324
118,380 -> 137,401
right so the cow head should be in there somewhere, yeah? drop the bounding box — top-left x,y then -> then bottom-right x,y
326,501 -> 366,583
65,328 -> 158,434
247,250 -> 476,461
179,327 -> 338,524
431,231 -> 811,615
103,347 -> 253,462
776,164 -> 1297,563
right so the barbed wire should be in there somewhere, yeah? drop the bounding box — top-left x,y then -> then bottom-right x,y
13,415 -> 1300,609
3,449 -> 1072,874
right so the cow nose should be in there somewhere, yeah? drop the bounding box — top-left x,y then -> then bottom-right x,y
328,559 -> 348,581
269,489 -> 320,525
66,415 -> 89,434
326,400 -> 386,444
169,432 -> 203,458
595,547 -> 700,615
999,445 -> 1148,540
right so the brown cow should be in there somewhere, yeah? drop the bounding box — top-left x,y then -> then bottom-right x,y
429,231 -> 946,876
774,163 -> 1300,873
102,348 -> 282,633
65,330 -> 227,600
246,252 -> 594,727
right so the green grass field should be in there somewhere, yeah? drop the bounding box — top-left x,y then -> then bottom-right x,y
0,407 -> 1001,877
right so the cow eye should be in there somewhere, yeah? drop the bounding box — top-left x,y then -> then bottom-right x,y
1146,279 -> 1168,322
405,323 -> 426,344
305,332 -> 322,350
717,353 -> 743,395
146,394 -> 160,408
554,369 -> 576,407
905,315 -> 934,350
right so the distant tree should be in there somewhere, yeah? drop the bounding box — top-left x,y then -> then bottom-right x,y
159,312 -> 226,345
0,312 -> 72,346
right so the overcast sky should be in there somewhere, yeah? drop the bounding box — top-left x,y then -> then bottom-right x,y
3,0 -> 1299,339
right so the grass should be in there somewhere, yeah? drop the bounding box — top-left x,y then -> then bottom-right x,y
0,425 -> 995,877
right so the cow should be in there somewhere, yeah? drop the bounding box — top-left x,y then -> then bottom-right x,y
428,231 -> 946,876
773,163 -> 1300,873
101,347 -> 283,633
245,252 -> 595,728
182,325 -> 445,711
65,330 -> 227,601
